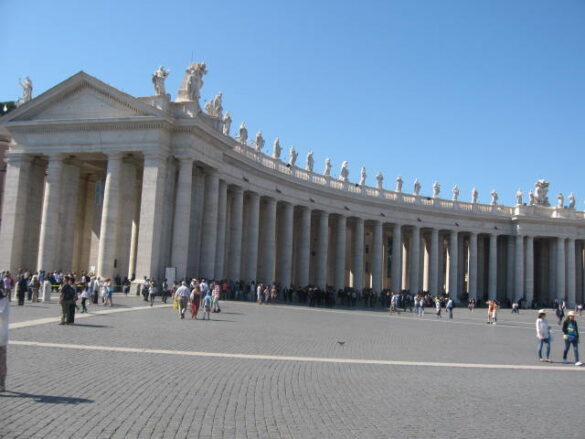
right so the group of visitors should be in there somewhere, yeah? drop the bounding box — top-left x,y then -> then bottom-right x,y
535,309 -> 582,366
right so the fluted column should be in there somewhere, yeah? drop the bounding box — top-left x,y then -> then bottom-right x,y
448,230 -> 458,299
171,156 -> 193,281
334,215 -> 347,291
429,228 -> 439,295
488,234 -> 498,300
372,220 -> 383,294
200,171 -> 219,279
556,237 -> 566,302
409,226 -> 421,294
525,236 -> 534,305
352,217 -> 364,292
277,202 -> 294,288
295,207 -> 311,287
259,197 -> 277,284
468,232 -> 478,300
391,223 -> 402,292
244,192 -> 260,282
567,239 -> 576,306
514,235 -> 524,301
315,211 -> 329,289
228,187 -> 244,281
128,173 -> 142,278
506,237 -> 515,302
214,180 -> 228,280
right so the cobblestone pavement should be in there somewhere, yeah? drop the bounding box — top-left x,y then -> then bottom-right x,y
2,296 -> 584,438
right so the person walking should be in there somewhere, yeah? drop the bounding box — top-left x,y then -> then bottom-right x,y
190,283 -> 201,319
148,281 -> 158,307
16,275 -> 27,306
435,297 -> 442,318
562,311 -> 583,366
555,305 -> 565,326
202,293 -> 212,320
59,276 -> 76,325
0,287 -> 9,391
446,297 -> 454,319
175,281 -> 190,319
535,309 -> 552,362
80,287 -> 90,313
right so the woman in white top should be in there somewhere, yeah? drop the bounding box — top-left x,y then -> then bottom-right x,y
536,309 -> 552,362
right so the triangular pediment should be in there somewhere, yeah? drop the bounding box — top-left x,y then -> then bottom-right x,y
2,71 -> 170,124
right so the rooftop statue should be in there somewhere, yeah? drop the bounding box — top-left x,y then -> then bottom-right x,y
339,161 -> 349,182
471,187 -> 478,204
222,112 -> 231,136
19,76 -> 32,103
177,62 -> 207,102
359,167 -> 367,186
152,66 -> 170,96
395,176 -> 403,193
272,138 -> 281,160
254,130 -> 265,152
452,185 -> 460,201
205,92 -> 223,118
376,172 -> 384,190
432,181 -> 440,199
557,193 -> 564,208
413,179 -> 421,196
533,180 -> 550,206
306,151 -> 314,172
568,193 -> 576,209
490,190 -> 498,206
528,190 -> 535,206
237,122 -> 248,145
516,189 -> 523,205
323,158 -> 331,177
289,146 -> 298,167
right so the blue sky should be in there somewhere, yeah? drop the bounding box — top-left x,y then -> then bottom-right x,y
2,0 -> 584,206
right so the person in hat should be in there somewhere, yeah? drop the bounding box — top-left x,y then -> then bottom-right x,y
562,311 -> 583,366
535,309 -> 552,362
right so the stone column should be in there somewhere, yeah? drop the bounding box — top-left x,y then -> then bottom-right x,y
352,217 -> 364,292
170,156 -> 193,281
448,230 -> 458,299
468,232 -> 478,300
128,172 -> 142,279
295,206 -> 311,287
244,192 -> 260,282
60,163 -> 81,272
277,202 -> 294,288
214,179 -> 228,280
315,211 -> 329,289
525,236 -> 534,306
507,237 -> 515,302
372,220 -> 383,294
97,152 -> 123,279
391,223 -> 402,292
200,171 -> 219,280
259,197 -> 277,284
488,234 -> 498,300
334,215 -> 347,292
556,237 -> 566,302
409,226 -> 421,294
228,186 -> 244,281
429,228 -> 439,295
0,154 -> 32,272
135,152 -> 167,281
37,155 -> 64,272
515,235 -> 524,302
567,238 -> 576,306
189,170 -> 205,276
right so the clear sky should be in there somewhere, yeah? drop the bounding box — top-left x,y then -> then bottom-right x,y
2,0 -> 584,207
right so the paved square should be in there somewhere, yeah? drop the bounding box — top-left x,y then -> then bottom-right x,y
2,297 -> 584,438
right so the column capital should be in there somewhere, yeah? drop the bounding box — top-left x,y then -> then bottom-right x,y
105,151 -> 125,160
6,152 -> 32,166
142,150 -> 168,163
176,154 -> 195,164
230,184 -> 244,195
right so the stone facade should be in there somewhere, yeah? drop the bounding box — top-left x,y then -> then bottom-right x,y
1,68 -> 584,306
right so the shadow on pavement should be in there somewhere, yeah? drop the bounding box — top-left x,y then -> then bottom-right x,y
0,391 -> 93,404
70,323 -> 110,328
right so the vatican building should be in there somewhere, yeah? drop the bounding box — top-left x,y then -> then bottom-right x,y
1,63 -> 584,307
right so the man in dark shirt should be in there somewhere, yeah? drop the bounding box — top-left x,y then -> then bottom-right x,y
59,276 -> 76,325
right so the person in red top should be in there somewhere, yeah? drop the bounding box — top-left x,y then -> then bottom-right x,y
190,282 -> 201,319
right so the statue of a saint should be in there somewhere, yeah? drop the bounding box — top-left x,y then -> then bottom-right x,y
306,152 -> 314,172
528,190 -> 535,206
471,188 -> 478,204
395,176 -> 403,193
323,158 -> 331,177
359,167 -> 367,186
272,138 -> 281,160
490,190 -> 498,206
413,179 -> 421,196
376,172 -> 384,190
516,189 -> 523,205
237,122 -> 248,145
222,112 -> 232,136
452,185 -> 460,201
557,193 -> 564,208
339,161 -> 349,182
177,62 -> 207,102
210,93 -> 223,118
568,193 -> 576,209
533,180 -> 550,206
19,76 -> 33,103
289,146 -> 298,167
255,130 -> 265,152
152,66 -> 170,96
432,182 -> 441,199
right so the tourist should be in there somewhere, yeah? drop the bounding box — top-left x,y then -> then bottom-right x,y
42,276 -> 52,302
435,297 -> 442,318
555,305 -> 564,326
175,281 -> 190,319
3,272 -> 13,302
190,282 -> 201,319
446,297 -> 454,319
202,293 -> 212,320
148,281 -> 158,307
468,298 -> 475,312
511,302 -> 519,314
212,283 -> 221,312
59,275 -> 76,325
535,309 -> 552,362
80,286 -> 90,313
562,311 -> 582,366
16,275 -> 27,306
161,278 -> 169,304
104,279 -> 113,307
0,286 -> 8,392
487,300 -> 496,325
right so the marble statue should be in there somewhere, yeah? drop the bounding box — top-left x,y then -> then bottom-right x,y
516,189 -> 523,205
395,176 -> 403,193
339,161 -> 349,182
471,188 -> 478,204
533,180 -> 550,206
359,167 -> 367,186
177,62 -> 207,102
206,92 -> 223,118
306,152 -> 314,172
323,158 -> 331,177
19,76 -> 32,103
568,193 -> 576,209
254,130 -> 265,152
432,182 -> 440,199
557,193 -> 564,208
413,179 -> 421,196
289,146 -> 298,167
222,112 -> 231,136
376,172 -> 384,190
528,190 -> 535,206
237,122 -> 248,145
452,185 -> 460,201
272,138 -> 281,160
491,190 -> 498,206
152,66 -> 170,96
